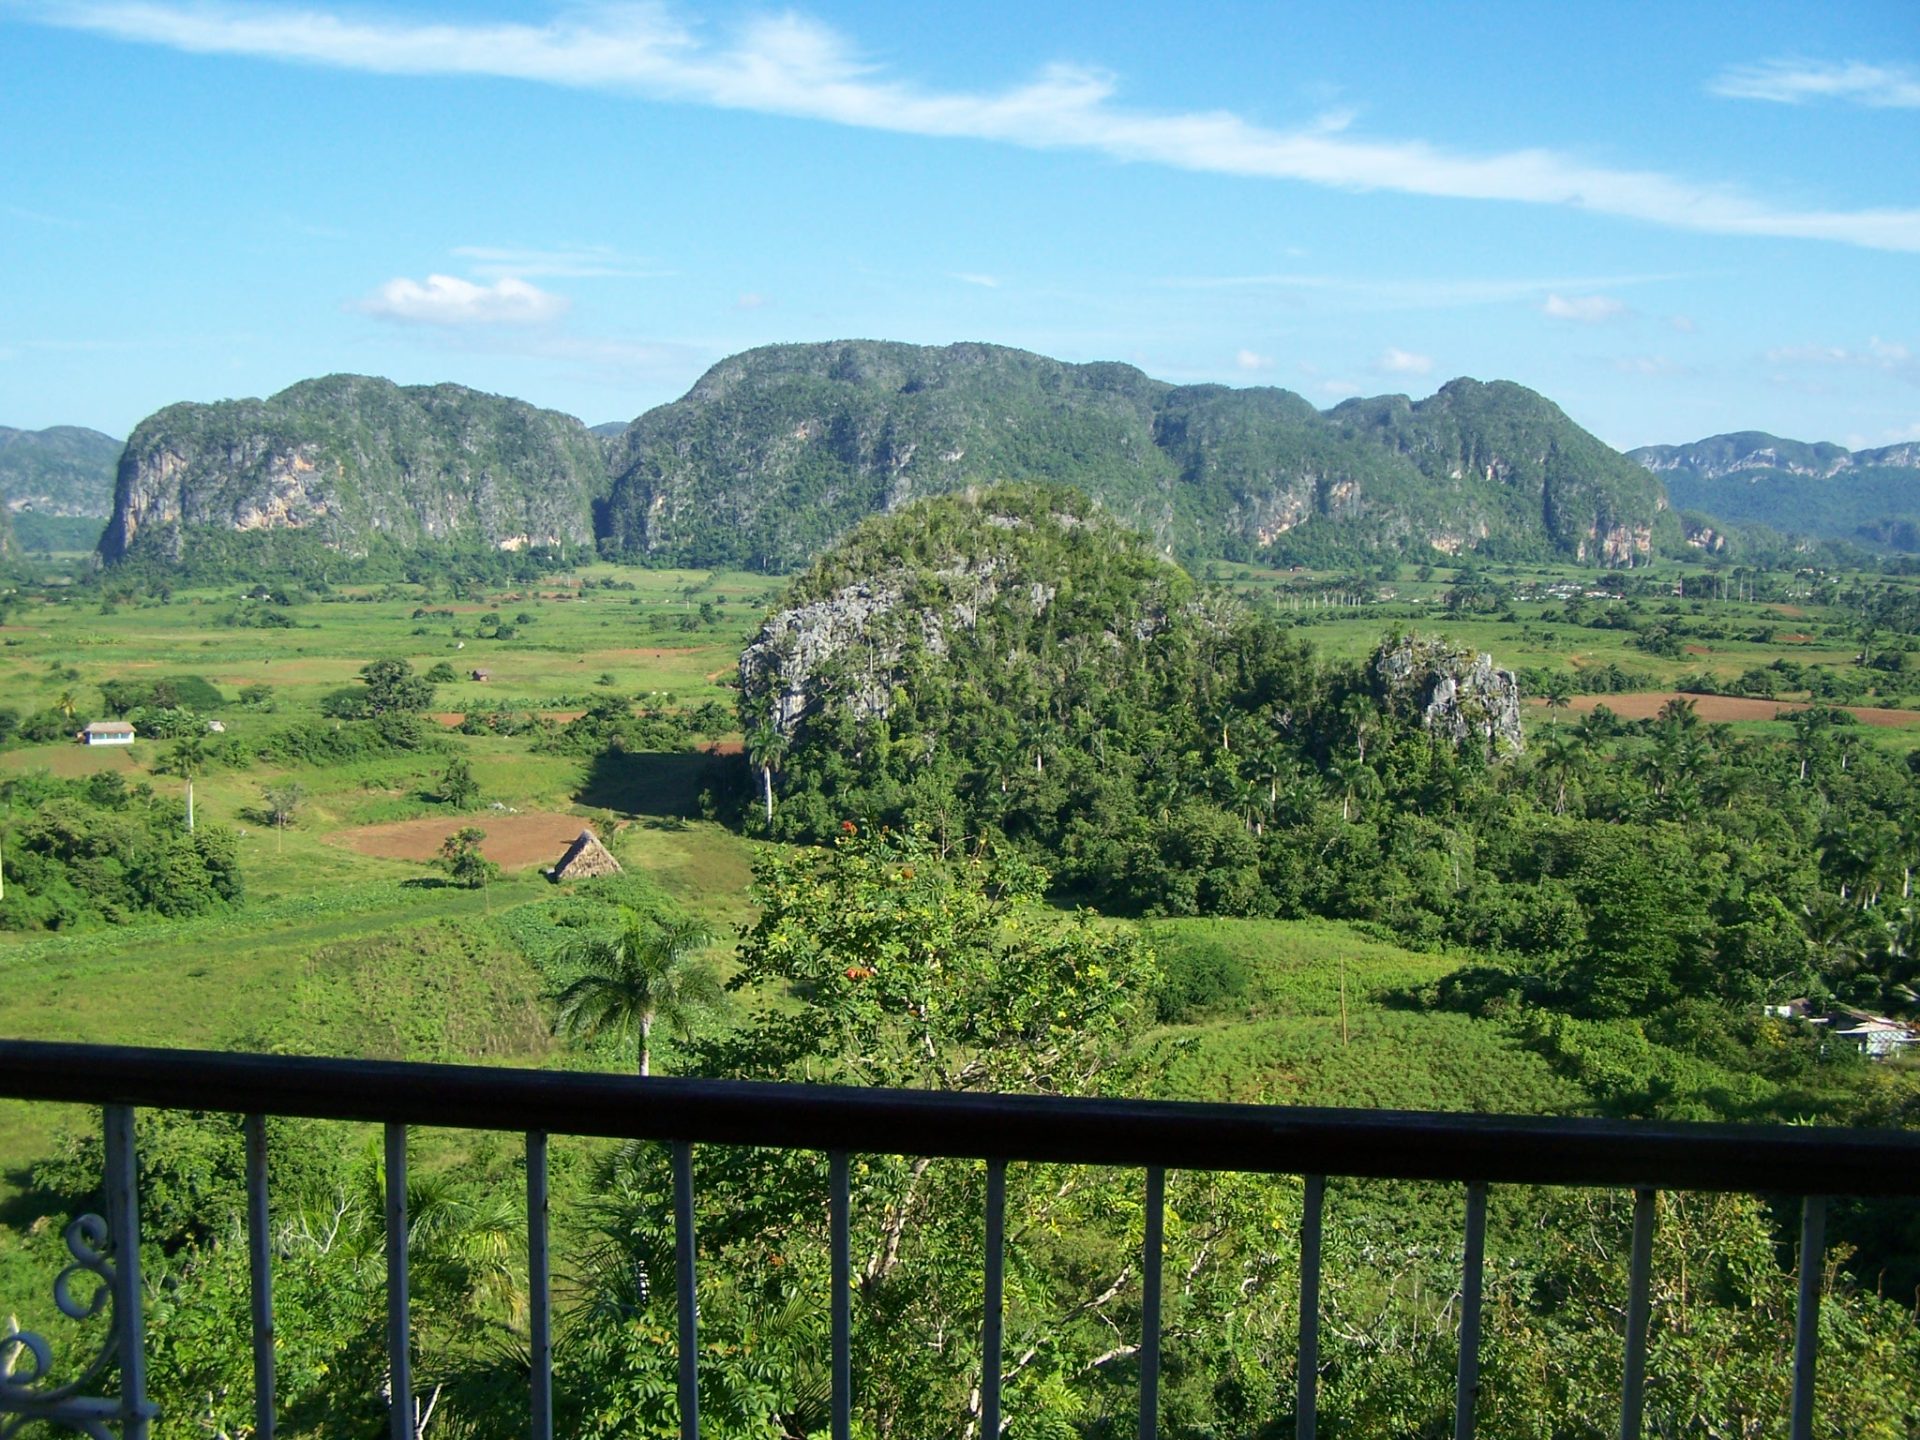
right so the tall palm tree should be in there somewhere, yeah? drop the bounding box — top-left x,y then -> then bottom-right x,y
554,913 -> 722,1077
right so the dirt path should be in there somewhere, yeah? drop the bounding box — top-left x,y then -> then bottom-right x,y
327,811 -> 598,868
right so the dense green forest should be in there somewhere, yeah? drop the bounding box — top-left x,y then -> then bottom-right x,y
1,497 -> 1917,1438
739,487 -> 1920,1034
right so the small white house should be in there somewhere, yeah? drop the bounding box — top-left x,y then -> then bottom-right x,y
79,721 -> 135,746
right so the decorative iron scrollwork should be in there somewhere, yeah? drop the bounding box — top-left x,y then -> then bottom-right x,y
0,1207 -> 146,1440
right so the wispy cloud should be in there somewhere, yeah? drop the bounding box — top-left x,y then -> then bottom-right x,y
1765,336 -> 1917,383
1712,59 -> 1920,109
1543,293 -> 1628,323
1158,271 -> 1683,312
29,2 -> 1920,251
451,245 -> 668,279
355,274 -> 570,326
1375,346 -> 1432,375
1235,348 -> 1273,371
952,272 -> 1001,288
735,292 -> 768,310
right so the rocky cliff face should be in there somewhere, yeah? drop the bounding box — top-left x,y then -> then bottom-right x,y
100,376 -> 607,563
0,425 -> 121,518
609,342 -> 1672,570
1370,634 -> 1524,755
1632,430 -> 1920,552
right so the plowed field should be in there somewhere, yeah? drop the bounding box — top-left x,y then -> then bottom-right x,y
327,811 -> 597,868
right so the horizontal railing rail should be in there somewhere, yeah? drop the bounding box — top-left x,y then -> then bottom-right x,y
1,1039 -> 1917,1440
4,1040 -> 1919,1194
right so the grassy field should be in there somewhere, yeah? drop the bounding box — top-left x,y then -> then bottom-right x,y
0,553 -> 1911,1181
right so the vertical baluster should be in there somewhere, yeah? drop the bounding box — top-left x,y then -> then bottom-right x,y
527,1132 -> 552,1440
103,1105 -> 150,1440
245,1114 -> 275,1440
982,1160 -> 1006,1440
829,1151 -> 851,1440
1295,1175 -> 1325,1440
1789,1196 -> 1828,1440
1452,1182 -> 1488,1440
1618,1188 -> 1656,1440
673,1142 -> 699,1440
1139,1166 -> 1165,1440
385,1123 -> 414,1440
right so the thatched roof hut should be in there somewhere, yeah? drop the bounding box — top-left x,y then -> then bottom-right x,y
550,827 -> 622,882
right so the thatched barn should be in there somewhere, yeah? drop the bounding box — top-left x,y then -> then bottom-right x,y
550,828 -> 622,882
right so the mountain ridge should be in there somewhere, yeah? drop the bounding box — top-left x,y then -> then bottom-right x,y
96,341 -> 1681,571
1630,430 -> 1920,551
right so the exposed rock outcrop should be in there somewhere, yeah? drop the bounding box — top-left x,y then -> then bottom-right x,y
1370,634 -> 1524,755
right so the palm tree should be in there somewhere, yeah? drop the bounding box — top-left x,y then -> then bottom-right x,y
745,722 -> 788,828
554,913 -> 722,1077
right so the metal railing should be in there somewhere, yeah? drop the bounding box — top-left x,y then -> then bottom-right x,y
2,1039 -> 1918,1440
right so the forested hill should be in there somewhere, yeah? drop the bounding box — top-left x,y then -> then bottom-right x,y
97,342 -> 1680,572
1631,431 -> 1920,551
0,424 -> 121,516
98,376 -> 608,564
741,484 -> 1920,1030
606,340 -> 1675,570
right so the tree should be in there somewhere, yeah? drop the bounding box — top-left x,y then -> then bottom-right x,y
261,782 -> 305,831
553,913 -> 721,1076
744,722 -> 787,827
358,658 -> 435,715
436,826 -> 499,891
439,757 -> 480,810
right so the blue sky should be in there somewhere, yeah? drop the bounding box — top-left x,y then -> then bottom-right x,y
2,1 -> 1916,451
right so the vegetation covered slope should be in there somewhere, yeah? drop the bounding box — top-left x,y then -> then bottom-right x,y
99,375 -> 608,564
1633,431 -> 1920,551
741,486 -> 1920,1029
0,424 -> 120,515
606,340 -> 1676,569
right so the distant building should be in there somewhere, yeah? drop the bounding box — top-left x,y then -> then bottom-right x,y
79,721 -> 135,746
1765,999 -> 1917,1059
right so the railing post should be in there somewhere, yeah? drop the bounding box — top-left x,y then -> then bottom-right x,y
1618,1188 -> 1656,1440
244,1114 -> 275,1440
1295,1175 -> 1324,1440
385,1123 -> 414,1440
673,1141 -> 699,1440
1452,1182 -> 1487,1440
103,1104 -> 150,1440
1139,1165 -> 1165,1440
982,1159 -> 1006,1440
527,1131 -> 552,1440
830,1150 -> 851,1440
1789,1196 -> 1827,1440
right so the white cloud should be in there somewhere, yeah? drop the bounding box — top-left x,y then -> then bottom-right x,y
451,245 -> 666,279
31,2 -> 1920,252
1764,336 -> 1917,383
1235,348 -> 1273,371
952,272 -> 1000,288
1159,270 -> 1683,312
1712,59 -> 1920,109
355,274 -> 570,326
1543,293 -> 1628,323
1375,346 -> 1432,375
735,292 -> 767,310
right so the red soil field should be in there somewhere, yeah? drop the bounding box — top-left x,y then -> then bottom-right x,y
327,811 -> 599,868
1549,693 -> 1920,728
